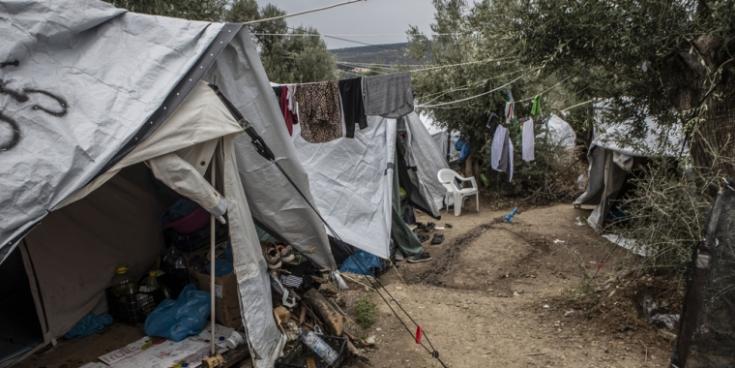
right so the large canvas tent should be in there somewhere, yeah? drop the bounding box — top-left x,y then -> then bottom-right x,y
289,84 -> 449,259
574,102 -> 686,230
0,1 -> 336,367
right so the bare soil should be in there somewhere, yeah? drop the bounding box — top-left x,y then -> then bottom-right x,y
343,203 -> 675,368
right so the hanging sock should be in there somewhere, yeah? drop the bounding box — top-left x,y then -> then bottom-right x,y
521,118 -> 535,162
530,95 -> 542,117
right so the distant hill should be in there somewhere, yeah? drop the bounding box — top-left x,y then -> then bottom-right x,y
330,42 -> 431,66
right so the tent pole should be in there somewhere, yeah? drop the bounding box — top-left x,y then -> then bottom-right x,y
209,158 -> 216,357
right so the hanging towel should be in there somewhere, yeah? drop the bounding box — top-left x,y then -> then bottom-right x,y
490,125 -> 514,182
338,77 -> 367,138
363,73 -> 413,118
294,81 -> 343,143
522,118 -> 535,162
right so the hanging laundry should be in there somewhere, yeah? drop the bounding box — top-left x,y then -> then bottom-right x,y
271,85 -> 298,136
363,73 -> 413,118
287,85 -> 298,124
338,77 -> 367,138
530,95 -> 542,117
504,89 -> 515,123
294,81 -> 343,143
490,125 -> 514,182
521,118 -> 535,162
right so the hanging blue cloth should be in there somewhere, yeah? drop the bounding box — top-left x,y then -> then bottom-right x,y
455,138 -> 471,162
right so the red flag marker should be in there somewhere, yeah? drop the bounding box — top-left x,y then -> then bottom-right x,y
415,326 -> 423,344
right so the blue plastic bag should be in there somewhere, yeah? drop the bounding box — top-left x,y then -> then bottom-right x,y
144,284 -> 210,341
64,313 -> 113,339
339,250 -> 384,276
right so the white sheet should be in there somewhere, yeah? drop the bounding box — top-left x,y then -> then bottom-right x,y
293,116 -> 396,259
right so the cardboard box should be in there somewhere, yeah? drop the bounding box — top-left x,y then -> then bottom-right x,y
192,271 -> 243,329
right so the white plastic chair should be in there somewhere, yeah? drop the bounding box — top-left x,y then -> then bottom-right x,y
437,168 -> 479,216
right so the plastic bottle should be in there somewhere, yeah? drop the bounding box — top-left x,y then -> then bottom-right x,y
109,266 -> 140,322
300,330 -> 338,365
111,266 -> 136,299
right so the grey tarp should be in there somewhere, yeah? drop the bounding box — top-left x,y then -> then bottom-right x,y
205,37 -> 336,269
673,185 -> 735,368
574,102 -> 686,230
0,1 -> 222,261
0,0 -> 335,270
403,112 -> 450,216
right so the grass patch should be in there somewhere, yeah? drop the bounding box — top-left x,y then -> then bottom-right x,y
354,297 -> 377,329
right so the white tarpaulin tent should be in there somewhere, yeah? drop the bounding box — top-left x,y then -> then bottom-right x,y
574,102 -> 686,230
291,98 -> 449,259
540,114 -> 577,149
0,2 -> 336,367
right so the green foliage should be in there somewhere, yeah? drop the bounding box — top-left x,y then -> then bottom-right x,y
225,1 -> 336,83
106,0 -> 226,21
354,297 -> 377,329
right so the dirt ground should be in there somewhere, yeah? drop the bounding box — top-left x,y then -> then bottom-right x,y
342,201 -> 675,368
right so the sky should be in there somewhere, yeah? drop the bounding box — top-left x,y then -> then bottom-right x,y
255,0 -> 436,49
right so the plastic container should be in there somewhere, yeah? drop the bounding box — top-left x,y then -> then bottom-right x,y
107,266 -> 145,323
300,331 -> 338,365
276,334 -> 347,368
137,270 -> 169,316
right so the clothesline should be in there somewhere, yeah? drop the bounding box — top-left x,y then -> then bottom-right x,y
416,67 -> 534,103
253,32 -> 468,38
515,76 -> 572,104
241,0 -> 366,25
415,75 -> 524,108
337,57 -> 517,73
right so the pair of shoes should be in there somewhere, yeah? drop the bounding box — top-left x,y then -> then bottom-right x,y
406,252 -> 432,263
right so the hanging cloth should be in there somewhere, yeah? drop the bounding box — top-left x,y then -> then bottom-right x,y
271,85 -> 298,136
530,95 -> 542,117
504,89 -> 515,123
279,86 -> 295,136
338,77 -> 367,138
363,73 -> 413,118
490,125 -> 514,182
294,81 -> 343,143
521,118 -> 535,162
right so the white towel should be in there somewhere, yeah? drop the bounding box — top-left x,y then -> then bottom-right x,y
490,125 -> 514,182
490,125 -> 508,170
521,118 -> 535,162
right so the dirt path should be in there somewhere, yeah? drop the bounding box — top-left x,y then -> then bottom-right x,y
344,204 -> 673,368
